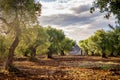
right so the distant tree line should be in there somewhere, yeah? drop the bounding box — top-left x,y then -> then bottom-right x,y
79,28 -> 120,58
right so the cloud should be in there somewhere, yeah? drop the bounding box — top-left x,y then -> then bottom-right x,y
40,0 -> 56,2
39,11 -> 101,27
62,25 -> 94,42
40,0 -> 94,16
71,5 -> 91,14
39,12 -> 115,42
39,0 -> 115,41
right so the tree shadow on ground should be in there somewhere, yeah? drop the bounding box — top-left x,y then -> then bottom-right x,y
32,55 -> 120,67
0,55 -> 120,80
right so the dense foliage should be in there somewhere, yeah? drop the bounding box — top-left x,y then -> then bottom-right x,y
89,0 -> 120,57
91,0 -> 120,25
0,0 -> 41,71
16,25 -> 50,60
79,28 -> 120,58
0,25 -> 75,59
46,27 -> 75,58
59,37 -> 76,56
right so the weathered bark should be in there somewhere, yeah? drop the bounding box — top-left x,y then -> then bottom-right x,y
29,47 -> 36,60
91,52 -> 94,56
47,52 -> 53,58
24,52 -> 28,57
5,10 -> 21,71
5,36 -> 19,71
80,49 -> 83,55
102,53 -> 107,58
110,52 -> 114,57
60,50 -> 65,56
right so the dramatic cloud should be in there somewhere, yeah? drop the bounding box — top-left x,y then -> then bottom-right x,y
39,0 -> 115,42
71,5 -> 90,14
39,11 -> 101,26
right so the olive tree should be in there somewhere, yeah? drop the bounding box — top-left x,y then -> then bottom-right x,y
59,37 -> 75,56
91,0 -> 120,23
18,25 -> 49,60
46,27 -> 65,58
0,0 -> 41,71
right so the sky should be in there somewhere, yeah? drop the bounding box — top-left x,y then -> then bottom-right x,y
38,0 -> 115,42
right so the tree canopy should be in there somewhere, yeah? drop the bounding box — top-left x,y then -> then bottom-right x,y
91,0 -> 120,26
46,27 -> 65,58
79,29 -> 120,57
0,0 -> 41,71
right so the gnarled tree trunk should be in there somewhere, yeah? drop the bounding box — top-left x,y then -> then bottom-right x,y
47,51 -> 53,58
5,36 -> 19,71
102,52 -> 107,58
5,11 -> 21,71
29,47 -> 37,61
60,50 -> 65,56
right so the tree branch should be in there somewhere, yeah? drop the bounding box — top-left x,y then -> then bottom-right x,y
0,17 -> 9,26
0,17 -> 12,34
108,24 -> 115,30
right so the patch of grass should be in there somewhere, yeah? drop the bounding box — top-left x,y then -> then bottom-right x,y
99,65 -> 112,70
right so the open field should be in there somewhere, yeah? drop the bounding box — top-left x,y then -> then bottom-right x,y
0,55 -> 120,80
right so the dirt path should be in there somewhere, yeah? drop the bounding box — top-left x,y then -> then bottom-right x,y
0,56 -> 120,80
